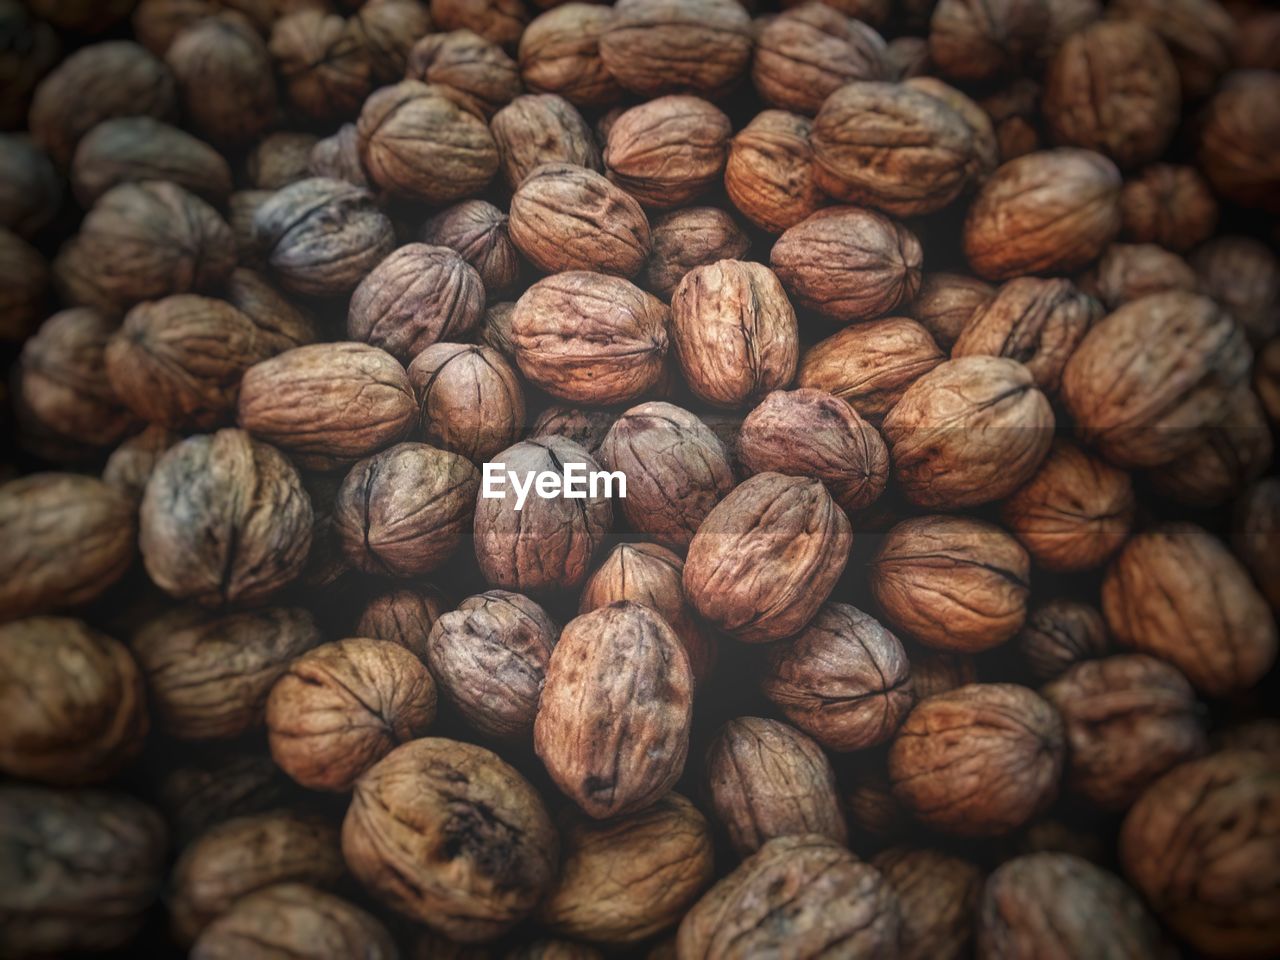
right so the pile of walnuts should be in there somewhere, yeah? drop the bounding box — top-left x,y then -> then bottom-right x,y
1,0 -> 1279,957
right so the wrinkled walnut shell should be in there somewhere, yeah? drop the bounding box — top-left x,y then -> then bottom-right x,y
603,96 -> 731,208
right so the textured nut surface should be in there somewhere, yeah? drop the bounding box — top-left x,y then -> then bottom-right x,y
927,0 -> 1049,83
353,0 -> 432,84
642,207 -> 750,300
517,3 -> 621,107
1120,163 -> 1217,253
873,848 -> 981,960
420,200 -> 521,298
490,93 -> 600,190
356,587 -> 446,661
1199,71 -> 1280,215
1192,234 -> 1280,345
0,131 -> 63,237
1111,0 -> 1236,100
431,0 -> 528,51
1016,599 -> 1110,682
603,96 -> 731,208
724,111 -> 822,235
409,343 -> 525,463
165,14 -> 276,147
1081,242 -> 1197,311
269,10 -> 371,122
71,116 -> 231,207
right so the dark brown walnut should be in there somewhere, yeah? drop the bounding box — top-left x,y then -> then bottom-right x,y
1235,479 -> 1280,611
71,117 -> 231,207
536,603 -> 692,818
847,769 -> 910,842
812,81 -> 978,217
771,206 -> 923,321
980,78 -> 1043,162
643,207 -> 751,299
103,425 -> 178,503
739,388 -> 888,512
253,178 -> 394,297
1121,751 -> 1280,958
474,437 -> 613,593
357,587 -> 447,660
427,590 -> 557,739
511,271 -> 669,404
1199,71 -> 1280,214
980,853 -> 1165,959
1017,599 -> 1109,683
873,848 -> 982,960
491,94 -> 601,190
56,181 -> 235,315
353,0 -> 433,84
1150,387 -> 1272,507
267,638 -> 437,791
1061,291 -> 1252,468
0,229 -> 46,343
348,244 -> 485,363
0,617 -> 146,786
18,308 -> 135,448
161,753 -> 293,848
530,406 -> 615,456
140,428 -> 311,604
883,356 -> 1054,508
481,301 -> 518,358
518,3 -> 622,107
0,473 -> 135,621
0,134 -> 61,238
29,41 -> 176,168
309,123 -> 369,187
928,0 -> 1049,83
227,189 -> 272,264
670,260 -> 798,409
1044,654 -> 1207,810
598,401 -> 735,550
705,716 -> 846,856
890,683 -> 1064,836
132,604 -> 320,740
407,29 -> 523,121
1017,817 -> 1110,864
238,343 -> 417,462
1104,524 -> 1278,696
245,131 -> 317,190
0,2 -> 57,133
166,14 -> 276,146
539,793 -> 713,943
677,834 -> 901,959
0,787 -> 167,958
964,149 -> 1121,281
579,542 -> 717,687
192,883 -> 397,960
131,0 -> 276,56
1120,163 -> 1218,253
684,473 -> 851,643
911,650 -> 980,701
171,811 -> 344,945
782,0 -> 892,23
421,200 -> 521,297
603,96 -> 732,208
431,0 -> 529,52
798,317 -> 945,423
343,737 -> 557,940
724,111 -> 822,235
762,603 -> 913,751
509,163 -> 648,277
358,80 -> 499,203
1259,338 -> 1280,424
753,3 -> 888,115
1236,9 -> 1280,71
409,343 -> 525,463
334,442 -> 479,578
269,10 -> 371,122
910,272 -> 996,351
1192,234 -> 1280,345
871,515 -> 1031,653
904,75 -> 1000,181
885,35 -> 931,79
1113,0 -> 1236,100
599,0 -> 753,99
223,267 -> 315,347
1081,242 -> 1197,311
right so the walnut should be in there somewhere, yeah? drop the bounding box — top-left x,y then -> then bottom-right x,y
166,14 -> 276,146
885,35 -> 932,79
724,111 -> 822,235
1192,234 -> 1280,344
530,405 -> 615,455
1149,387 -> 1272,507
491,94 -> 601,190
511,271 -> 669,405
0,229 -> 45,343
426,590 -> 557,738
430,0 -> 529,52
342,738 -> 557,940
642,207 -> 751,299
509,163 -> 648,277
1235,479 -> 1280,611
171,811 -> 344,944
518,3 -> 622,107
103,425 -> 178,502
408,343 -> 525,463
269,10 -> 371,122
357,587 -> 447,660
71,117 -> 231,207
847,769 -> 910,842
890,683 -> 1064,836
0,786 -> 167,957
797,316 -> 945,422
1120,163 -> 1218,252
684,473 -> 852,643
911,650 -> 980,701
238,343 -> 417,462
598,0 -> 753,99
354,0 -> 433,83
1061,291 -> 1252,468
1081,242 -> 1197,310
907,273 -> 995,352
0,3 -> 58,133
407,30 -> 523,120
964,148 -> 1121,281
980,853 -> 1165,958
539,793 -> 713,943
480,301 -> 519,359
1017,599 -> 1110,682
771,207 -> 923,321
1125,750 -> 1280,957
927,0 -> 1049,83
1113,0 -> 1236,99
192,884 -> 397,960
883,356 -> 1055,508
670,260 -> 798,409
421,200 -> 521,297
267,638 -> 437,791
676,835 -> 901,958
473,437 -> 612,593
309,122 -> 369,187
753,3 -> 888,115
227,189 -> 272,264
0,473 -> 135,621
131,0 -> 276,56
873,848 -> 982,960
905,75 -> 1000,181
603,96 -> 731,208
782,0 -> 891,24
358,81 -> 499,203
245,132 -> 317,190
1103,524 -> 1278,696
0,134 -> 60,238
160,753 -> 292,848
30,41 -> 176,168
1199,70 -> 1280,214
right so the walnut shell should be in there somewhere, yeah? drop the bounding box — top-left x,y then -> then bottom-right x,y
724,110 -> 822,235
518,3 -> 621,107
771,206 -> 923,321
166,14 -> 276,146
928,0 -> 1049,83
407,29 -> 521,124
491,94 -> 601,190
342,737 -> 558,941
1103,524 -> 1278,697
269,10 -> 371,122
873,848 -> 982,960
309,122 -> 369,187
1080,242 -> 1197,311
530,405 -> 615,455
408,343 -> 525,463
979,77 -> 1043,162
356,587 -> 447,660
603,96 -> 731,208
1017,598 -> 1110,682
103,425 -> 178,503
71,117 -> 231,207
1114,0 -> 1237,100
1234,479 -> 1280,611
421,200 -> 521,297
245,131 -> 317,190
1192,234 -> 1280,345
353,0 -> 433,84
160,753 -> 292,848
1120,163 -> 1218,253
430,0 -> 528,52
910,273 -> 996,351
1199,70 -> 1280,214
131,0 -> 276,56
1148,387 -> 1272,507
911,650 -> 980,701
642,206 -> 751,299
684,472 -> 852,644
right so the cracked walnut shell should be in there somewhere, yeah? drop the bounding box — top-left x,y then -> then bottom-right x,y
409,343 -> 525,464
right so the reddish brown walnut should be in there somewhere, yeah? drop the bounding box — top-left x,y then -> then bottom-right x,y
408,343 -> 525,463
603,96 -> 731,208
1016,599 -> 1110,682
873,848 -> 981,960
725,111 -> 823,234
